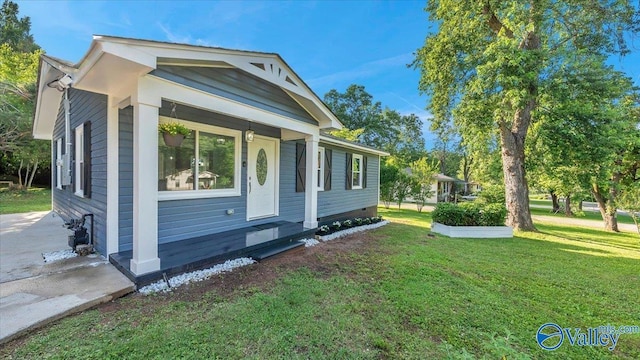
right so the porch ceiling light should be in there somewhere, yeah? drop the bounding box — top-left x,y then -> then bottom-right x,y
245,130 -> 255,143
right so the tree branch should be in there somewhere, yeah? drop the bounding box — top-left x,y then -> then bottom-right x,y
483,1 -> 514,38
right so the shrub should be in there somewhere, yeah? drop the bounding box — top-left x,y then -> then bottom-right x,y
342,219 -> 353,228
432,203 -> 464,226
479,203 -> 508,226
432,202 -> 507,226
477,184 -> 505,205
458,202 -> 481,226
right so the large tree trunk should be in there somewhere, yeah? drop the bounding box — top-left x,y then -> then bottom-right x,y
499,119 -> 536,231
592,184 -> 619,232
550,191 -> 560,213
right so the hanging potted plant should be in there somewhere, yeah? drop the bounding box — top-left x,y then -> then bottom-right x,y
159,122 -> 190,147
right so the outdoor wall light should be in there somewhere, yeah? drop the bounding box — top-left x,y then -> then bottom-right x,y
245,130 -> 255,142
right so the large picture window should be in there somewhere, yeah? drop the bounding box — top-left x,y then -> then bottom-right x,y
158,118 -> 241,200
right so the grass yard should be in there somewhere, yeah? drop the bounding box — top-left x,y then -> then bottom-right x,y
2,208 -> 638,359
0,188 -> 51,215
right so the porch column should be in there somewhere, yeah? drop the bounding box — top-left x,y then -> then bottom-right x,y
130,99 -> 161,275
303,134 -> 319,228
105,97 -> 119,256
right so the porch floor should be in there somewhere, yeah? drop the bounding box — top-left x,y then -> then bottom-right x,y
109,221 -> 316,286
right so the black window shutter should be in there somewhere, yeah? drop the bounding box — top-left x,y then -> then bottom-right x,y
363,156 -> 367,189
83,121 -> 92,198
345,153 -> 352,190
324,149 -> 332,191
296,143 -> 306,192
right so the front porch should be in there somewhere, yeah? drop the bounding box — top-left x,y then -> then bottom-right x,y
109,221 -> 316,286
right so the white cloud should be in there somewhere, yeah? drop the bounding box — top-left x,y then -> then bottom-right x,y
157,23 -> 217,47
306,53 -> 414,88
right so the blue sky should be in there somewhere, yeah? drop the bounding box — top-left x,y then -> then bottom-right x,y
17,0 -> 640,148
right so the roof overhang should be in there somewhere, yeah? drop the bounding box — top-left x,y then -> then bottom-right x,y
32,57 -> 76,139
33,35 -> 343,139
319,135 -> 390,156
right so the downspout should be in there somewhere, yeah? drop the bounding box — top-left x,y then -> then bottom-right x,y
63,88 -> 72,185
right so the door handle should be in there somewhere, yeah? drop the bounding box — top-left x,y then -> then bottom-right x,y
249,177 -> 252,194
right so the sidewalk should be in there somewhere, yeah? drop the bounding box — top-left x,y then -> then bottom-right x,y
0,211 -> 134,344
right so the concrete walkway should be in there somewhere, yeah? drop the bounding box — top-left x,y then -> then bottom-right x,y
0,211 -> 134,344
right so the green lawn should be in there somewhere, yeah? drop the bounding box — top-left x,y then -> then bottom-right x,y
2,208 -> 638,359
0,188 -> 51,214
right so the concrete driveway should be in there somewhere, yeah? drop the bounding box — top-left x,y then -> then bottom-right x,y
0,211 -> 134,344
1,211 -> 70,283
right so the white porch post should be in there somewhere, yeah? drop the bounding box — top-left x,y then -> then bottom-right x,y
130,91 -> 161,275
105,98 -> 119,256
303,134 -> 319,229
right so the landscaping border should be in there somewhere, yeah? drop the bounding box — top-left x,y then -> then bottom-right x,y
431,222 -> 513,238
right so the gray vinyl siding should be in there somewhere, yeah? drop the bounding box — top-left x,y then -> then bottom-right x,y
157,140 -> 304,244
118,107 -> 133,251
51,88 -> 108,255
318,144 -> 380,218
152,65 -> 317,125
115,102 -> 303,246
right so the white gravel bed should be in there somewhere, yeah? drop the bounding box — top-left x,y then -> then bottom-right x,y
42,249 -> 78,263
299,238 -> 320,247
317,220 -> 390,242
138,257 -> 256,295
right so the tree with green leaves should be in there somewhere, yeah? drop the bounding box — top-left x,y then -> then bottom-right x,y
0,0 -> 38,53
393,171 -> 413,210
380,161 -> 399,209
328,128 -> 364,143
324,84 -> 427,166
528,54 -> 639,231
409,157 -> 438,212
0,0 -> 47,188
414,0 -> 638,231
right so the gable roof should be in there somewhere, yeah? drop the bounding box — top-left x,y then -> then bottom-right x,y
33,35 -> 343,139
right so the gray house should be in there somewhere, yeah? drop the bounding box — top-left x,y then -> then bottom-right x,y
33,35 -> 388,284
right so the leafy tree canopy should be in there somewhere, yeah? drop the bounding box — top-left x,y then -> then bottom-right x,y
0,0 -> 38,52
324,84 -> 427,167
414,0 -> 638,231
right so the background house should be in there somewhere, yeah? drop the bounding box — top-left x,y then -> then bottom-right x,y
428,173 -> 457,203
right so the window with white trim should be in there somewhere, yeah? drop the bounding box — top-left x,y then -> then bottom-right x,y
317,147 -> 325,191
352,154 -> 363,189
55,138 -> 62,189
158,118 -> 241,200
74,125 -> 85,196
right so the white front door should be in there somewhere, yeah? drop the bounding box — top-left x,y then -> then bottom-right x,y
247,136 -> 279,220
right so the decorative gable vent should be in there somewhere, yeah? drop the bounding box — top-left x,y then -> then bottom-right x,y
250,62 -> 298,87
